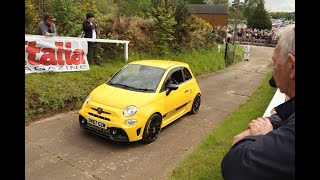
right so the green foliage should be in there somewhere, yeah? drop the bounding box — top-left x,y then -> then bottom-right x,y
151,0 -> 177,55
99,16 -> 157,57
269,12 -> 295,20
122,0 -> 152,18
229,4 -> 244,21
172,0 -> 194,50
212,27 -> 226,44
243,0 -> 262,20
189,15 -> 213,31
170,71 -> 276,179
247,0 -> 272,30
96,0 -> 117,15
25,0 -> 220,55
25,0 -> 40,34
79,0 -> 99,15
51,0 -> 83,36
225,44 -> 244,66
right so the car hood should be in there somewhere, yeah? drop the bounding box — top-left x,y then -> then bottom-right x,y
90,83 -> 157,109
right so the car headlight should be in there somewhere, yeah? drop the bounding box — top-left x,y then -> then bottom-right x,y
123,106 -> 137,117
84,95 -> 90,104
126,119 -> 138,126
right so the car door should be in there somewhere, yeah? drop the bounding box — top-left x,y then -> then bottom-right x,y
160,68 -> 191,127
181,67 -> 194,103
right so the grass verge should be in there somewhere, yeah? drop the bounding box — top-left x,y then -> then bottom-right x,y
170,71 -> 276,180
25,44 -> 243,124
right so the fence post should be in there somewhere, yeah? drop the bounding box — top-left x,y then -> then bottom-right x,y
224,42 -> 228,62
124,42 -> 128,62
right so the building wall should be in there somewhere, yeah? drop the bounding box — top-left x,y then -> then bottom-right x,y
194,13 -> 228,27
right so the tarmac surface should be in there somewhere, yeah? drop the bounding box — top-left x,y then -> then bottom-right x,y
26,45 -> 275,180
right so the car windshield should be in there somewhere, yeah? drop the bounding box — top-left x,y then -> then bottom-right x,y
107,64 -> 166,92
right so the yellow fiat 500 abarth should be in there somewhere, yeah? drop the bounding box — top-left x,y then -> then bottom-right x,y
79,60 -> 201,143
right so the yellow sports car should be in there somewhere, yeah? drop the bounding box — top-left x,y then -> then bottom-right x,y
79,60 -> 201,143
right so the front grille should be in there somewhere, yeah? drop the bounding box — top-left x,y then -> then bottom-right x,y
88,112 -> 110,121
91,108 -> 111,114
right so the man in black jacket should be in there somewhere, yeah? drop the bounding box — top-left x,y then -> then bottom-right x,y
83,13 -> 100,65
221,24 -> 295,180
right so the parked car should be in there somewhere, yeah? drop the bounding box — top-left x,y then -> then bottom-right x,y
79,60 -> 201,143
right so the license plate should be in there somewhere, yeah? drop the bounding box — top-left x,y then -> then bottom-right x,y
87,118 -> 107,129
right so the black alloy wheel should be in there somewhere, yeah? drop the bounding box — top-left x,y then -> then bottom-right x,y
142,114 -> 162,144
190,93 -> 201,114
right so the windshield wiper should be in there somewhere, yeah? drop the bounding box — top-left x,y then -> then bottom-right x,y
108,82 -> 137,90
135,88 -> 154,92
109,82 -> 154,92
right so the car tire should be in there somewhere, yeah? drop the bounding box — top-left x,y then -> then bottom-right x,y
142,114 -> 162,144
190,93 -> 201,114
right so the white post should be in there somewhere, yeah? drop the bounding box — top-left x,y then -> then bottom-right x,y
124,42 -> 129,62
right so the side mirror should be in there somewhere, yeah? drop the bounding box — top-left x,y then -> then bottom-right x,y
166,84 -> 178,96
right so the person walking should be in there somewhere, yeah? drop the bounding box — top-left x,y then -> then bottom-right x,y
243,43 -> 250,61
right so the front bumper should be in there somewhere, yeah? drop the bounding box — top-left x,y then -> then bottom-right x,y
79,115 -> 131,142
79,104 -> 146,142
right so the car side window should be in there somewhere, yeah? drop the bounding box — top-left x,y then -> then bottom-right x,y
170,70 -> 184,84
183,68 -> 192,81
161,69 -> 184,92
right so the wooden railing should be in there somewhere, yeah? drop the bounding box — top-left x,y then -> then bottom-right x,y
234,37 -> 278,47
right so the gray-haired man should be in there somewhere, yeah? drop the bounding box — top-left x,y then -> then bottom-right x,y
221,24 -> 295,180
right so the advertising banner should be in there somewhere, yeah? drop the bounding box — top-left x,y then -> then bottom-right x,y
25,35 -> 89,74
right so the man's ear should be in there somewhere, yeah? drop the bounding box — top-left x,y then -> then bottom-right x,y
288,53 -> 295,79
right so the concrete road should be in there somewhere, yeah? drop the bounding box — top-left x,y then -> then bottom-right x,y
26,46 -> 275,180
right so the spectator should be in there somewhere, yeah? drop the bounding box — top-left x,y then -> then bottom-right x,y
243,43 -> 250,61
38,13 -> 57,36
221,24 -> 295,180
83,12 -> 100,66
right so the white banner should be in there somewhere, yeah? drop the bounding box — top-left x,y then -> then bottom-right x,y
25,35 -> 89,74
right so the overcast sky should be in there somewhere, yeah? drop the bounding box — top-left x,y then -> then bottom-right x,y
228,0 -> 295,12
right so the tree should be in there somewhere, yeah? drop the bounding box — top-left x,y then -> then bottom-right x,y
285,12 -> 295,20
151,0 -> 177,55
34,0 -> 53,14
247,0 -> 271,30
51,0 -> 83,36
96,0 -> 117,16
269,12 -> 295,20
114,0 -> 152,18
229,3 -> 244,22
172,0 -> 193,48
243,0 -> 261,20
124,0 -> 152,18
79,0 -> 99,15
25,0 -> 40,34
